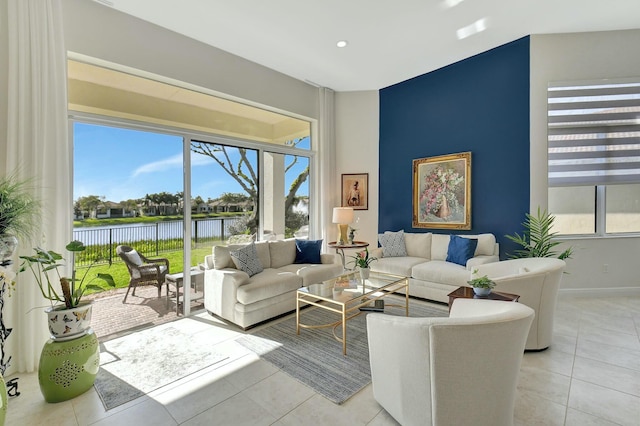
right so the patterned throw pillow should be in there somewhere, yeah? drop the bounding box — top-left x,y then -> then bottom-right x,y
230,242 -> 264,277
378,230 -> 407,257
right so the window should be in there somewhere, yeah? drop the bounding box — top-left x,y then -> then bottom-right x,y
70,60 -> 314,303
548,79 -> 640,235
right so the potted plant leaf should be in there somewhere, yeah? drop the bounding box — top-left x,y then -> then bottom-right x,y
467,269 -> 496,297
505,207 -> 573,260
19,240 -> 116,341
0,173 -> 41,265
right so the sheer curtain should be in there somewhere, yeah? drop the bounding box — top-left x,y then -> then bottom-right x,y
317,87 -> 337,248
5,0 -> 71,374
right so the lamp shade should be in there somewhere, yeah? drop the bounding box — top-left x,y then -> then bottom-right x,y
332,207 -> 354,224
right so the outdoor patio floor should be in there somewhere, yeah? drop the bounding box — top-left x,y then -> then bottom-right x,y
85,284 -> 206,342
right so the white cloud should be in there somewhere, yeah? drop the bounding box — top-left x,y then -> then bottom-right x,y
131,152 -> 216,178
132,153 -> 183,177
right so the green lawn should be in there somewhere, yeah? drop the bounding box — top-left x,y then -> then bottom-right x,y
81,246 -> 211,295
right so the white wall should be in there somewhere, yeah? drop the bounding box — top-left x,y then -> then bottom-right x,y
334,91 -> 379,253
61,0 -> 319,120
0,0 -> 8,177
530,29 -> 640,294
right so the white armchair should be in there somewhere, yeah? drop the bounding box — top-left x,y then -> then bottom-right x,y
367,299 -> 534,426
473,257 -> 565,350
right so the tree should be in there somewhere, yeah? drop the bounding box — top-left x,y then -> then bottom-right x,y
75,195 -> 105,219
191,139 -> 309,234
122,199 -> 140,217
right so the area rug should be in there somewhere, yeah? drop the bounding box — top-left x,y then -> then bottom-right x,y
94,325 -> 228,410
236,296 -> 448,404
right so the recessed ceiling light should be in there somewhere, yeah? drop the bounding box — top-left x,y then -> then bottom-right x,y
456,18 -> 488,40
336,40 -> 348,48
443,0 -> 464,8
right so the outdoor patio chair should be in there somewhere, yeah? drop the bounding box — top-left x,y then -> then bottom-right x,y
116,245 -> 170,303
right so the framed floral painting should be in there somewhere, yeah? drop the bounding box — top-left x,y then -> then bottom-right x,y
341,173 -> 368,210
412,152 -> 471,229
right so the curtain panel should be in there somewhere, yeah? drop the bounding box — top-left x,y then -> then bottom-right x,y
5,0 -> 71,374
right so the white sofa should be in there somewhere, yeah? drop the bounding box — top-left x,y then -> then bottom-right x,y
370,232 -> 499,303
203,239 -> 343,329
474,257 -> 566,351
368,299 -> 534,426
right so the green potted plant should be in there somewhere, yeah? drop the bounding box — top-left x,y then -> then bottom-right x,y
19,240 -> 116,341
505,207 -> 573,260
348,247 -> 377,279
467,269 -> 496,297
0,173 -> 41,264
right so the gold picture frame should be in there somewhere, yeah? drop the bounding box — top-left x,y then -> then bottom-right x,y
341,173 -> 368,210
412,152 -> 471,229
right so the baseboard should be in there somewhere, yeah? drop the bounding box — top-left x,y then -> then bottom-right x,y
558,287 -> 640,298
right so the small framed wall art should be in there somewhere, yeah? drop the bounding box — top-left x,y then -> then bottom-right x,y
412,152 -> 471,230
341,173 -> 368,210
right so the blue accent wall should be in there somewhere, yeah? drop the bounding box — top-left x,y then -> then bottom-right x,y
379,37 -> 530,257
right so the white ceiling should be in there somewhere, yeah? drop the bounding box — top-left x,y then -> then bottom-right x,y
102,0 -> 640,92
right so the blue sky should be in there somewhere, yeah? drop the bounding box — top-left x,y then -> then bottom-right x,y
73,122 -> 309,203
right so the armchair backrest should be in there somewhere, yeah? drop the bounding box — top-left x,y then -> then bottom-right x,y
474,258 -> 565,350
367,299 -> 534,426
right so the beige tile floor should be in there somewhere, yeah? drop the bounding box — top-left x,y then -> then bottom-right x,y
5,294 -> 640,425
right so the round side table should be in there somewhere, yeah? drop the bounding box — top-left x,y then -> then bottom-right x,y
38,328 -> 100,403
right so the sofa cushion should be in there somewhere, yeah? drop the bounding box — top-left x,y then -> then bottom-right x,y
269,239 -> 297,268
460,233 -> 496,256
213,241 -> 270,270
294,239 -> 322,264
378,230 -> 408,257
404,232 -> 432,259
230,243 -> 264,277
213,244 -> 244,269
431,234 -> 450,261
370,256 -> 426,277
446,235 -> 478,266
279,262 -> 343,285
412,260 -> 471,287
235,268 -> 302,305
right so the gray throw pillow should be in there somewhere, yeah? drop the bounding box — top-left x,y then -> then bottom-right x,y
124,249 -> 143,266
230,242 -> 264,277
378,230 -> 407,257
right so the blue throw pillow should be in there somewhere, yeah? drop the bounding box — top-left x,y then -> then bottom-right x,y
446,235 -> 478,266
295,239 -> 323,264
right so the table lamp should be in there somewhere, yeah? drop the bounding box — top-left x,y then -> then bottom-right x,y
332,207 -> 354,245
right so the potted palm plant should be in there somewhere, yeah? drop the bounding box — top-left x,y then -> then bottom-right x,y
19,241 -> 116,341
505,207 -> 573,260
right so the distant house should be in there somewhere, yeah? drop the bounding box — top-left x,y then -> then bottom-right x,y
209,199 -> 253,213
192,202 -> 213,214
142,204 -> 179,216
96,201 -> 136,218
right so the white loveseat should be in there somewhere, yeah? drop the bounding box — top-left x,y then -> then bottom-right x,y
203,239 -> 343,329
370,231 -> 499,303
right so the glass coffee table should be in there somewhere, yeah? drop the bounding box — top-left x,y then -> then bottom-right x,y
296,270 -> 409,355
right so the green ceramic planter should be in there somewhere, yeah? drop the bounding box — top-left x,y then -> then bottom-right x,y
38,328 -> 99,403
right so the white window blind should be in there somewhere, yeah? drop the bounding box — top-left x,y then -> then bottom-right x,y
547,79 -> 640,187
